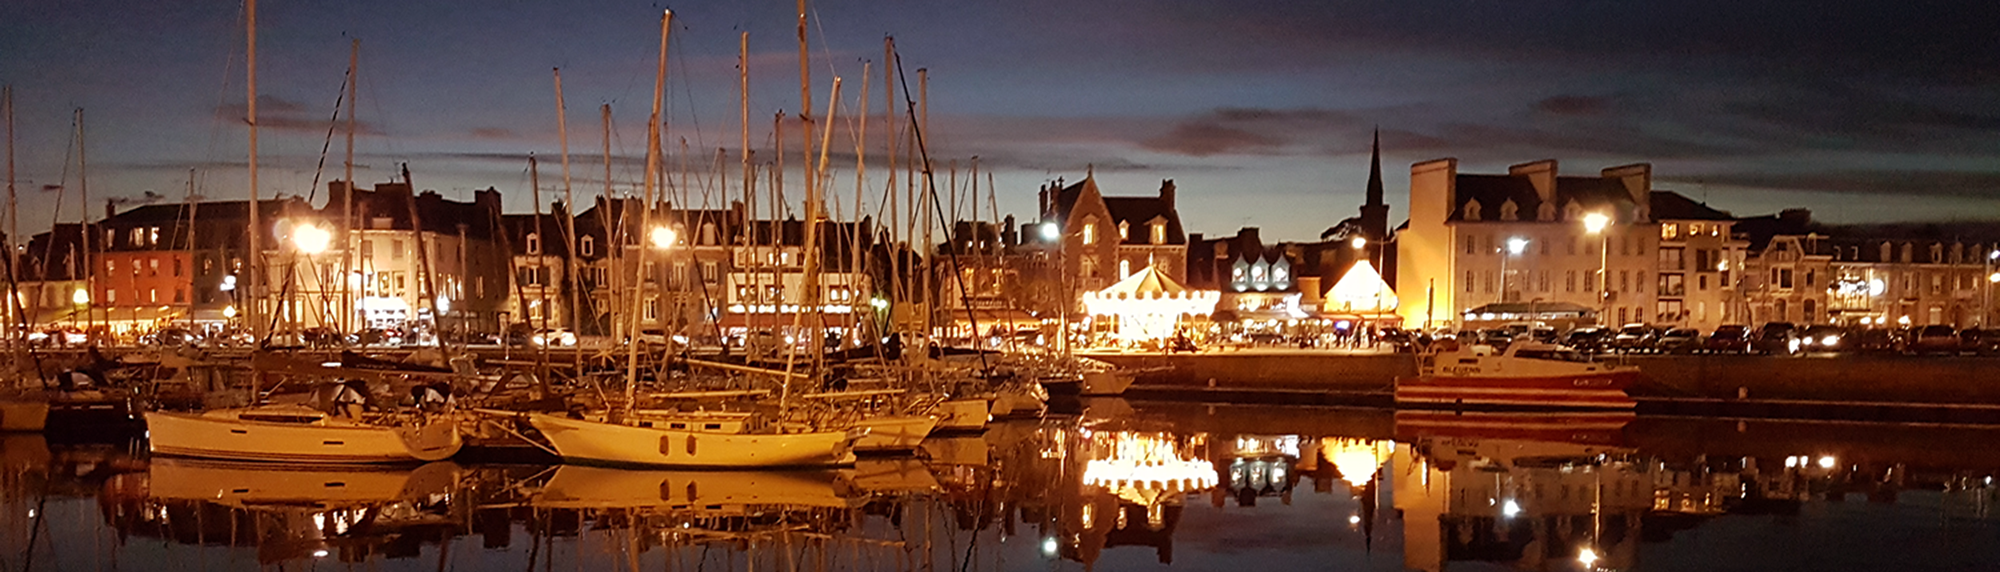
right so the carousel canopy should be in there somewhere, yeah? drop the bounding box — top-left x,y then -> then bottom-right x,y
1083,266 -> 1219,316
1098,265 -> 1193,298
1324,260 -> 1398,315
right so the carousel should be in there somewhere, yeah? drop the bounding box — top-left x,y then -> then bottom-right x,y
1081,266 -> 1220,347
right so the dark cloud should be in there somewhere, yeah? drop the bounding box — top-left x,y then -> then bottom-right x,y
1140,107 -> 1363,157
1536,95 -> 1612,116
1663,170 -> 2000,199
468,127 -> 521,140
1143,123 -> 1283,156
214,96 -> 384,135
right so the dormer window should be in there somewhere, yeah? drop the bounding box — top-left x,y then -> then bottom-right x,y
1537,203 -> 1556,221
1463,201 -> 1482,221
580,235 -> 595,256
1564,201 -> 1583,221
1117,221 -> 1129,241
1150,222 -> 1166,245
1499,199 -> 1519,221
526,233 -> 540,255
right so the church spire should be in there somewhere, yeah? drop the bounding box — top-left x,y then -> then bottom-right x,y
1357,128 -> 1390,241
1365,127 -> 1384,209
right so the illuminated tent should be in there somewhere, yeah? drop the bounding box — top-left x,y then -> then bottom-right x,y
1323,260 -> 1399,316
1082,266 -> 1219,343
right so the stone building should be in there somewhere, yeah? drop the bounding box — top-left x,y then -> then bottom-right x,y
1395,159 -> 1659,329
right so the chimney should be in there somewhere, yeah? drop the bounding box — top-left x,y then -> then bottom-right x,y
1002,214 -> 1017,246
105,199 -> 116,221
1159,179 -> 1176,210
1189,232 -> 1204,244
1507,160 -> 1558,206
1601,164 -> 1652,221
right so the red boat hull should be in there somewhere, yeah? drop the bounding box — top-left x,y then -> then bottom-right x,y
1395,370 -> 1639,410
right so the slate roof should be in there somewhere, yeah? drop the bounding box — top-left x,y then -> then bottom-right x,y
1649,191 -> 1733,221
1104,197 -> 1187,245
1448,174 -> 1636,222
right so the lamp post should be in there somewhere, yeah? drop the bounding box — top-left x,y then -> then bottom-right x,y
288,221 -> 329,333
1985,248 -> 1998,327
1502,237 -> 1529,303
1042,221 -> 1066,356
1583,213 -> 1611,325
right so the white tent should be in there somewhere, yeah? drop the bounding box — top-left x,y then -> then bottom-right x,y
1324,260 -> 1399,315
1082,266 -> 1219,343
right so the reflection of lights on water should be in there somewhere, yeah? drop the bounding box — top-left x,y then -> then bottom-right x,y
313,549 -> 329,558
1323,437 -> 1393,487
1817,456 -> 1836,469
1085,433 -> 1217,494
1041,537 -> 1058,556
26,509 -> 34,518
1785,456 -> 1798,468
1578,547 -> 1600,567
1502,499 -> 1522,518
1348,514 -> 1361,525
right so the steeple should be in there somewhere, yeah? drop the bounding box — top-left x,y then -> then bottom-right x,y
1365,128 -> 1384,209
1358,128 -> 1390,240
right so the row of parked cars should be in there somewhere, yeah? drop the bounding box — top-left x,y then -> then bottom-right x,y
1570,323 -> 2000,356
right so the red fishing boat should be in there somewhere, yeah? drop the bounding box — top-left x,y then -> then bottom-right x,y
1397,341 -> 1638,410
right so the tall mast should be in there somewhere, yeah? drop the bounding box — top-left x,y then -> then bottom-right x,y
883,38 -> 901,321
76,109 -> 92,335
342,38 -> 358,334
245,0 -> 262,340
805,78 -> 840,373
854,63 -> 869,338
628,10 -> 670,419
917,68 -> 930,334
529,154 -> 547,346
599,103 -> 619,343
3,86 -> 14,343
554,68 -> 582,377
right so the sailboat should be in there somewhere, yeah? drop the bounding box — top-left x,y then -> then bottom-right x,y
146,5 -> 461,464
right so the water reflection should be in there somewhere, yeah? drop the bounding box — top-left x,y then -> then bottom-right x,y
0,406 -> 1996,570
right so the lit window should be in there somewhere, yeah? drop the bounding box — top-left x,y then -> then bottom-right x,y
1151,223 -> 1166,245
1082,217 -> 1099,245
1118,221 -> 1129,240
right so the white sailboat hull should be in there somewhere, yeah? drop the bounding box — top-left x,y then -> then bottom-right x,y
1079,370 -> 1135,396
0,400 -> 49,432
528,413 -> 861,468
145,411 -> 462,464
853,415 -> 937,451
933,399 -> 990,431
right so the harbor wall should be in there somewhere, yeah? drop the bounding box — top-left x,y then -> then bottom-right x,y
1087,352 -> 2000,405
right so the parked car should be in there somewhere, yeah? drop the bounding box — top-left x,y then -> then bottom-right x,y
1959,328 -> 2000,356
141,327 -> 200,347
1753,322 -> 1800,355
1848,328 -> 1902,353
1703,325 -> 1753,354
1799,325 -> 1848,353
1563,327 -> 1611,353
1654,328 -> 1702,354
531,328 -> 578,347
1909,325 -> 1961,355
359,327 -> 405,346
1611,324 -> 1657,353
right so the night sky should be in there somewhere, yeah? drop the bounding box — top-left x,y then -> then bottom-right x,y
4,0 -> 1999,241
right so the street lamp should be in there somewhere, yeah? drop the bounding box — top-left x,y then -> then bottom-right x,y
1350,236 -> 1367,250
1582,213 -> 1611,324
1042,221 -> 1069,355
649,226 -> 677,250
1500,237 -> 1528,303
290,222 -> 331,254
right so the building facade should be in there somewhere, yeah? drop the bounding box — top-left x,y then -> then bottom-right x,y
1396,159 -> 1660,329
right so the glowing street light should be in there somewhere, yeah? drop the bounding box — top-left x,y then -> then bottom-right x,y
1505,237 -> 1529,255
1578,547 -> 1600,568
1582,212 -> 1611,234
290,222 -> 332,254
223,305 -> 238,318
649,226 -> 677,249
71,289 -> 89,305
1350,236 -> 1367,250
1581,212 -> 1611,322
1039,221 -> 1060,241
